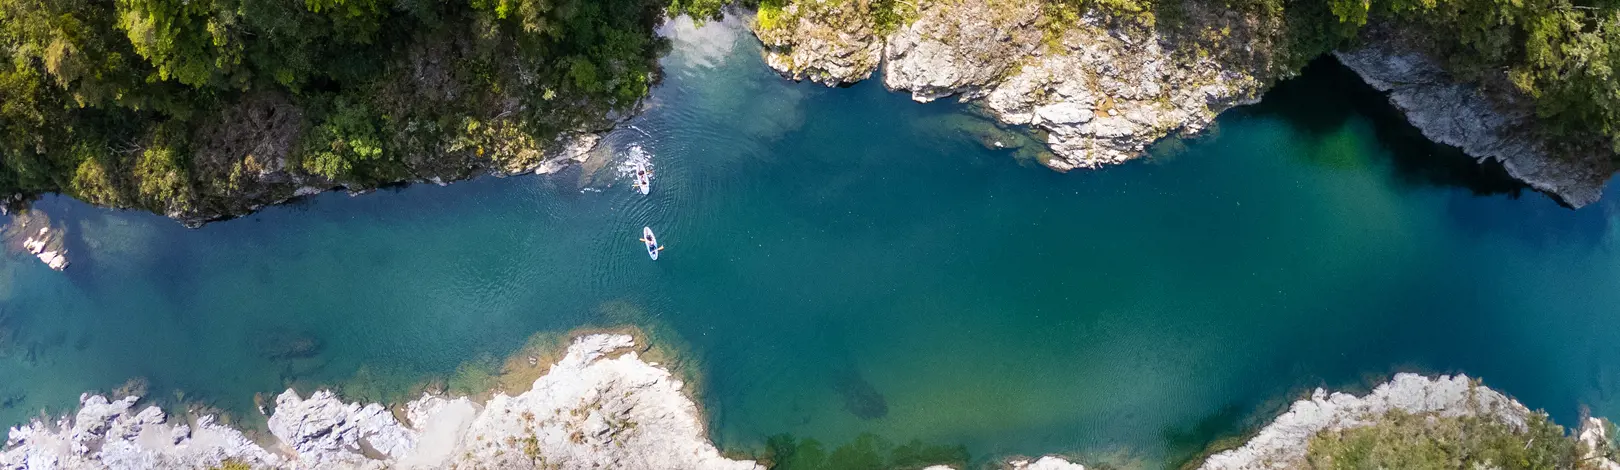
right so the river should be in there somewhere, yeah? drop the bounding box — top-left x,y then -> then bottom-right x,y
1,17 -> 1617,467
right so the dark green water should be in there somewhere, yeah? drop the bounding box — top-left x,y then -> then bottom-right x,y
4,17 -> 1620,466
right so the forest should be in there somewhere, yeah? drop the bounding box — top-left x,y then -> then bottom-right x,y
0,0 -> 671,219
2,0 -> 1618,220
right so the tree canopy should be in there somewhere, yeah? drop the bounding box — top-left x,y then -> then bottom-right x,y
0,0 -> 670,218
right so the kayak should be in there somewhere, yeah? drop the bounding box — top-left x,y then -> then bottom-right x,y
633,163 -> 651,195
641,226 -> 662,260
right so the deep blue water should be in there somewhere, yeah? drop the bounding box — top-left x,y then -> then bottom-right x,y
3,17 -> 1620,466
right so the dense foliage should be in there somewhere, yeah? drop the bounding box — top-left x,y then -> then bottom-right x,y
0,0 -> 669,217
1376,0 -> 1620,152
1305,410 -> 1593,469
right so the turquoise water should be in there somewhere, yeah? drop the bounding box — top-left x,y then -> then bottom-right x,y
5,17 -> 1620,466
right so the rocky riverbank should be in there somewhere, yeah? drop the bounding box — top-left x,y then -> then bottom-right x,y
169,131 -> 606,228
1333,26 -> 1616,208
755,0 -> 1290,171
936,374 -> 1620,470
2,333 -> 759,470
749,0 -> 1615,206
5,333 -> 1616,470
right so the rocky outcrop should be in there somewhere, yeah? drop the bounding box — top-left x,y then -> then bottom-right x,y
177,131 -> 603,227
1198,373 -> 1578,469
753,0 -> 1292,171
921,455 -> 1088,470
1580,418 -> 1620,470
2,210 -> 68,271
752,0 -> 884,85
1334,37 -> 1614,207
439,333 -> 759,470
2,334 -> 761,470
962,8 -> 1284,170
8,338 -> 1620,470
266,390 -> 417,468
1,394 -> 283,469
881,0 -> 1044,102
1006,456 -> 1088,469
750,0 -> 1614,205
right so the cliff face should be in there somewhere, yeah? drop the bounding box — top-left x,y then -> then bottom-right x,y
166,131 -> 604,228
755,0 -> 1291,171
750,0 -> 1614,205
1333,28 -> 1616,208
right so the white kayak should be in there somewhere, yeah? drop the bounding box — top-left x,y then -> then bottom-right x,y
641,226 -> 663,260
633,163 -> 651,195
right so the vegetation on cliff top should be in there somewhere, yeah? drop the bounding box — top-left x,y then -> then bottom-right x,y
0,0 -> 671,220
1047,0 -> 1620,155
1305,410 -> 1597,469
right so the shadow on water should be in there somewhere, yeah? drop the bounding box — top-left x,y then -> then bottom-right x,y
808,318 -> 891,421
1231,55 -> 1614,247
832,367 -> 889,420
1160,403 -> 1249,468
1236,56 -> 1528,198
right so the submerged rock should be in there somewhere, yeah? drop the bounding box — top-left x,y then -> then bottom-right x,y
833,368 -> 889,420
252,328 -> 324,361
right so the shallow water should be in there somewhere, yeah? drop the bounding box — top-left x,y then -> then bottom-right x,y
4,16 -> 1620,466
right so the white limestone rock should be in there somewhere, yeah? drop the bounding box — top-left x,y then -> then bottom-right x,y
754,0 -> 1615,204
1199,373 -> 1527,469
1,394 -> 283,470
431,333 -> 761,469
4,333 -> 760,470
266,390 -> 418,468
535,133 -> 604,175
756,0 -> 1284,172
881,0 -> 1043,103
751,0 -> 884,85
920,455 -> 1086,470
1010,456 -> 1088,470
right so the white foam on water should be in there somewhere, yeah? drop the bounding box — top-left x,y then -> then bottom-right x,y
617,144 -> 655,191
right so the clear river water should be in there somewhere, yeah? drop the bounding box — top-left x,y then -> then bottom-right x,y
4,17 -> 1620,467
